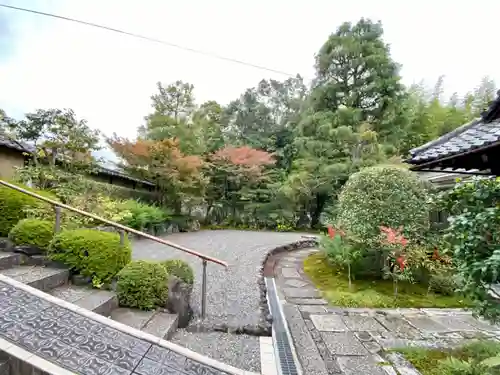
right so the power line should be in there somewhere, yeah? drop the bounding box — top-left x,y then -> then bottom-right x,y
0,3 -> 299,78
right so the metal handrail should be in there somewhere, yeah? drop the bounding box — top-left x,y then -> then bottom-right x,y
0,179 -> 228,317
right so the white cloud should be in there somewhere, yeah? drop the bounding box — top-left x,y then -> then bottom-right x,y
0,0 -> 499,145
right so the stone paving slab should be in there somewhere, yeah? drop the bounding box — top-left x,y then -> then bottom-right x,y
310,314 -> 348,332
341,315 -> 387,333
273,247 -> 500,374
336,356 -> 387,375
282,304 -> 329,375
320,332 -> 369,355
282,287 -> 320,299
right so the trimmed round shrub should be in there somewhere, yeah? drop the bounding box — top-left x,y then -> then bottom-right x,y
337,165 -> 429,244
8,219 -> 54,252
429,274 -> 459,296
116,261 -> 169,310
162,259 -> 194,285
0,184 -> 57,237
49,229 -> 131,284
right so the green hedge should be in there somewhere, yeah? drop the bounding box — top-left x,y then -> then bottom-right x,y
49,229 -> 131,284
8,219 -> 54,252
162,259 -> 194,285
116,261 -> 169,310
0,184 -> 56,237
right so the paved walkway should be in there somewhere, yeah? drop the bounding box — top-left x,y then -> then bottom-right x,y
274,248 -> 500,375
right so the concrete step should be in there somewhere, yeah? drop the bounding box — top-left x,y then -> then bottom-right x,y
0,265 -> 68,292
111,307 -> 179,340
49,284 -> 118,316
0,252 -> 21,270
143,311 -> 179,340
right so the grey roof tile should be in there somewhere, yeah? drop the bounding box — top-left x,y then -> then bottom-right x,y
0,135 -> 32,153
0,134 -> 153,186
408,119 -> 500,164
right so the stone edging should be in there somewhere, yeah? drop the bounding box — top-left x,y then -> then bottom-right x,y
188,236 -> 319,337
258,236 -> 319,334
0,274 -> 259,375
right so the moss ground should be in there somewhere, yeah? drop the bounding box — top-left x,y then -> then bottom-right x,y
303,252 -> 472,308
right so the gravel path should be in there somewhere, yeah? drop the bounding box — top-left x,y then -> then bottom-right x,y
132,230 -> 306,326
171,330 -> 262,373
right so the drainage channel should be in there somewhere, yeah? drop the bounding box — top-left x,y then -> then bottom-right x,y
265,277 -> 301,375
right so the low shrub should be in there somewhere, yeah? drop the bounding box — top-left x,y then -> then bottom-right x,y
66,194 -> 132,228
162,259 -> 194,285
119,200 -> 170,230
49,229 -> 131,284
116,260 -> 169,310
0,184 -> 56,237
8,219 -> 54,252
429,274 -> 459,296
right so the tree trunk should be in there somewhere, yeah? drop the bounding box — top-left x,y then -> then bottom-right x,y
310,193 -> 327,229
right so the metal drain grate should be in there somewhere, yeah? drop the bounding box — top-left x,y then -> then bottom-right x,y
265,277 -> 300,375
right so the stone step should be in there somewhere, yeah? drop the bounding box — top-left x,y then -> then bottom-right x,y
49,284 -> 118,316
0,265 -> 68,292
111,307 -> 179,340
142,311 -> 179,340
0,252 -> 21,270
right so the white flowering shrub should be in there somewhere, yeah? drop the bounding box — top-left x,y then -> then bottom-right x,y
337,165 -> 429,245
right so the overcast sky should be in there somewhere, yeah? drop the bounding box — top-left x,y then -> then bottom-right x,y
1,0 -> 499,145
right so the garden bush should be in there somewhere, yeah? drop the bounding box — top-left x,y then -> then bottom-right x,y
49,229 -> 131,284
119,200 -> 170,230
337,165 -> 430,245
66,194 -> 132,228
0,184 -> 56,237
440,177 -> 500,322
162,259 -> 194,285
8,219 -> 54,252
429,274 -> 459,296
116,260 -> 169,310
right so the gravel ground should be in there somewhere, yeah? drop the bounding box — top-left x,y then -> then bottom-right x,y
171,329 -> 262,373
132,230 -> 306,326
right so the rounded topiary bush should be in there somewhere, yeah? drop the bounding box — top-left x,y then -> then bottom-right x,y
49,229 -> 131,284
162,259 -> 194,285
8,219 -> 54,252
337,165 -> 429,244
0,184 -> 50,237
116,260 -> 169,310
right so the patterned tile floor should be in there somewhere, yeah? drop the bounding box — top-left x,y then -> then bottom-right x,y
0,281 -> 231,375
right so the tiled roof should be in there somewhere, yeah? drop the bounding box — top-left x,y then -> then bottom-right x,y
0,134 -> 154,186
0,134 -> 33,153
407,90 -> 500,166
407,118 -> 500,164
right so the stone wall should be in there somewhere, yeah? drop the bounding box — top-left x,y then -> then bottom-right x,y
0,351 -> 52,375
0,147 -> 24,180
